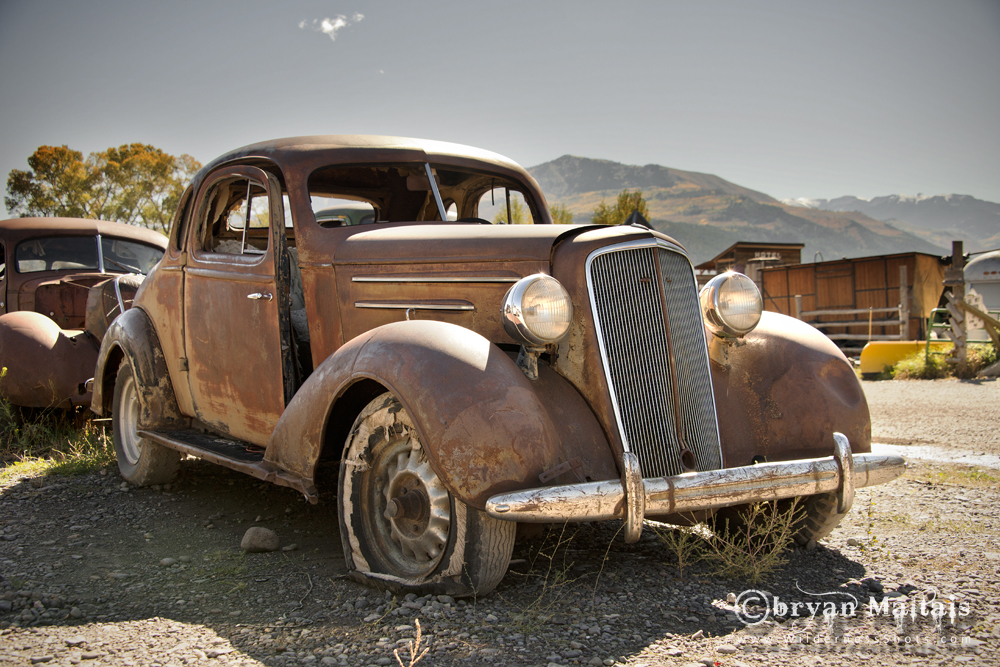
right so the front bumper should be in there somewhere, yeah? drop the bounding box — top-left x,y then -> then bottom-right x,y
486,433 -> 905,543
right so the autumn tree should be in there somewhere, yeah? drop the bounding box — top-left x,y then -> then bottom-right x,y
549,202 -> 574,225
492,196 -> 532,225
4,146 -> 95,219
492,198 -> 577,225
6,143 -> 201,234
591,188 -> 649,226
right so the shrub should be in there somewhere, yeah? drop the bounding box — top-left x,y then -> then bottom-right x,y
890,343 -> 996,380
891,350 -> 950,380
707,499 -> 804,584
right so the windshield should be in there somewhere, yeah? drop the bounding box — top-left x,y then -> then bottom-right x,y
15,235 -> 164,275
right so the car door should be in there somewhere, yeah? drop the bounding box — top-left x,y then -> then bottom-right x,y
183,165 -> 293,444
0,240 -> 6,314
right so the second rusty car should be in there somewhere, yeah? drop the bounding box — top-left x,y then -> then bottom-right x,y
0,217 -> 166,408
90,136 -> 904,596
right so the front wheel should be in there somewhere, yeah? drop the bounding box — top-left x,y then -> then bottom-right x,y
338,393 -> 515,597
711,491 -> 847,547
790,492 -> 846,545
112,362 -> 180,486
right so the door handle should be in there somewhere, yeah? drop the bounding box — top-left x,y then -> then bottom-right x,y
247,292 -> 273,301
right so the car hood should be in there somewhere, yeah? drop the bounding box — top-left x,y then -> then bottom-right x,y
334,223 -> 591,265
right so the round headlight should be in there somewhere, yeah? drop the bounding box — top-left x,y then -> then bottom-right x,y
502,274 -> 573,346
700,272 -> 763,338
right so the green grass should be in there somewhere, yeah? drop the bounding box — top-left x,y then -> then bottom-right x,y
0,398 -> 115,483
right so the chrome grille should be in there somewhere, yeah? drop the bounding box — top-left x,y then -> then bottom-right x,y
588,242 -> 722,477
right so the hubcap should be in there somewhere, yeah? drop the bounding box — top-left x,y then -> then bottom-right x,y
369,433 -> 451,576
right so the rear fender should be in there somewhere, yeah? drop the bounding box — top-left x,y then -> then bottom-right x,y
92,307 -> 186,429
266,320 -> 617,509
0,311 -> 98,408
711,311 -> 871,467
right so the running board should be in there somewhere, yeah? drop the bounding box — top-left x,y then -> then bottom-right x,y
138,428 -> 318,503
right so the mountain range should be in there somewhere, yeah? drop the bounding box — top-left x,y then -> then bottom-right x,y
782,194 -> 1000,254
528,156 -> 971,266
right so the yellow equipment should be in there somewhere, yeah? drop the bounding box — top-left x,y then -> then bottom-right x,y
859,340 -> 953,376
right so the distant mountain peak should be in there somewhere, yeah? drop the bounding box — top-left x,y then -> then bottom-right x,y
782,192 -> 1000,252
528,156 -> 951,263
528,155 -> 775,203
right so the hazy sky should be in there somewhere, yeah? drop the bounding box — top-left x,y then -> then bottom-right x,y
1,0 -> 998,216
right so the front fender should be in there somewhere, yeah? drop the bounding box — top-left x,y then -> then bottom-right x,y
711,311 -> 871,467
91,307 -> 186,429
267,320 -> 616,509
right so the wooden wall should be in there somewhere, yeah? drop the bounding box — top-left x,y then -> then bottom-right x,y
760,253 -> 945,340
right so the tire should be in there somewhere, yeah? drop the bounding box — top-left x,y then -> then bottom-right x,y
790,492 -> 846,545
711,491 -> 847,547
338,393 -> 515,597
112,362 -> 180,486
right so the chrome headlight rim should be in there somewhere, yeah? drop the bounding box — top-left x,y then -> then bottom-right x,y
700,271 -> 763,338
502,274 -> 574,346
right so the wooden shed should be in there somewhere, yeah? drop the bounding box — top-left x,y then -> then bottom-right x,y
695,241 -> 804,285
760,252 -> 946,345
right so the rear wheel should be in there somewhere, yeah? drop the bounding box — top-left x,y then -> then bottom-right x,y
112,362 -> 180,486
338,393 -> 515,597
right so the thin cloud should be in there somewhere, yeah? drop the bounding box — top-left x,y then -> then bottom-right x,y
298,13 -> 364,42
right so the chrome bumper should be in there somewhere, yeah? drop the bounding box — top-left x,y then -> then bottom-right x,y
486,433 -> 905,543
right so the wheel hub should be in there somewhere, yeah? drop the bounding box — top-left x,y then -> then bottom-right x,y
377,439 -> 451,569
384,488 -> 429,522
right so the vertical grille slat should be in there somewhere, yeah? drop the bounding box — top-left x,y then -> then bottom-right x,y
589,243 -> 722,478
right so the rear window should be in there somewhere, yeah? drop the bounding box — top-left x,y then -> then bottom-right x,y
307,163 -> 540,225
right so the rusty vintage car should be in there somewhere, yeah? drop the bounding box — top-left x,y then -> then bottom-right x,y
0,217 -> 166,408
89,136 -> 905,596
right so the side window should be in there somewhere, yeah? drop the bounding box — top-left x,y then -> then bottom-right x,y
202,178 -> 270,255
476,188 -> 534,224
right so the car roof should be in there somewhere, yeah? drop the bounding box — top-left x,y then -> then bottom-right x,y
0,217 -> 168,248
196,135 -> 537,189
207,135 -> 521,168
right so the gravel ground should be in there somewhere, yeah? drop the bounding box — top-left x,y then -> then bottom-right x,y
864,378 -> 1000,455
1,378 -> 999,666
